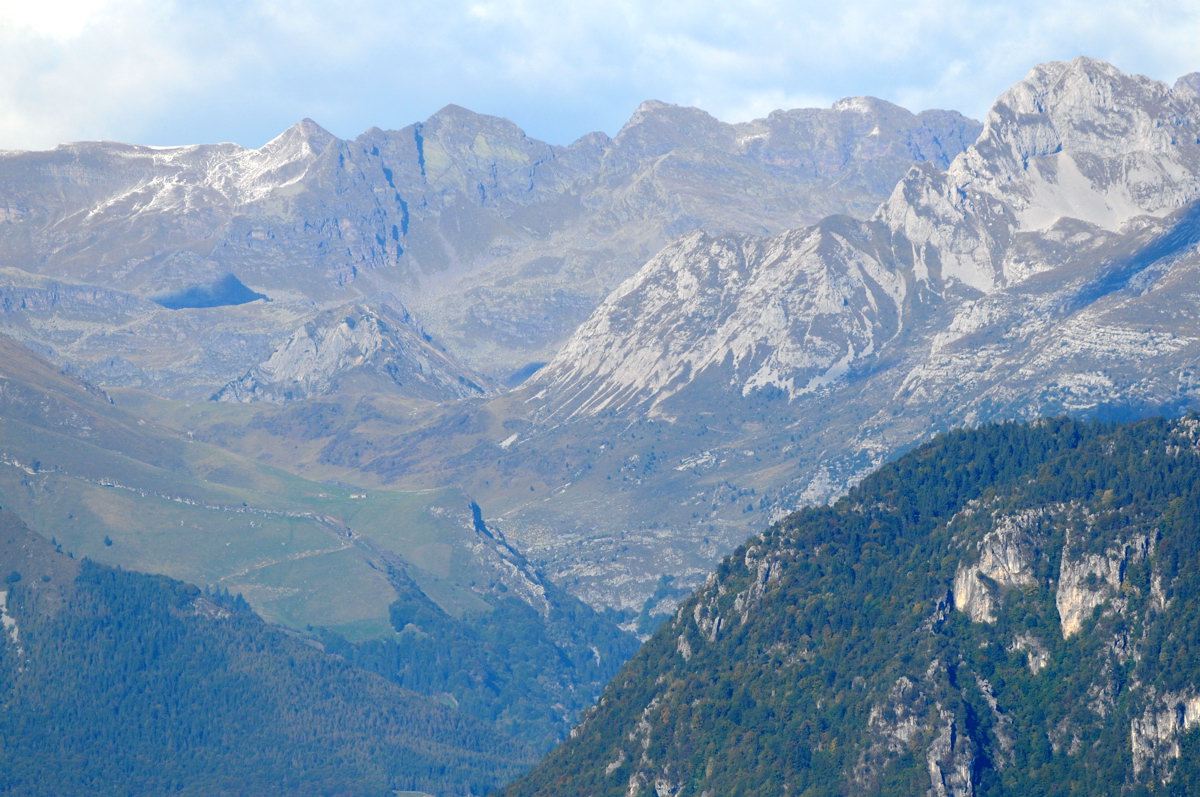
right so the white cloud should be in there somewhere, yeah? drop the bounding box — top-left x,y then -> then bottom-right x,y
0,0 -> 113,41
0,0 -> 1198,150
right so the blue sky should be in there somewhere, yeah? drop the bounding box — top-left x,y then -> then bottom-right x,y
2,0 -> 1198,151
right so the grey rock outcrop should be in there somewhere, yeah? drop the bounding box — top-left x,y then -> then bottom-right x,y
1131,691 -> 1200,780
215,303 -> 486,403
951,510 -> 1044,624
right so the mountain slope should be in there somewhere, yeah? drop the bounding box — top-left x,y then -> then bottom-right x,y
506,416 -> 1200,796
532,215 -> 906,417
0,333 -> 636,751
0,511 -> 533,796
214,302 -> 488,402
0,99 -> 977,391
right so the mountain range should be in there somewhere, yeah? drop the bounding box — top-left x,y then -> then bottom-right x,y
4,55 -> 1200,794
199,56 -> 1200,615
0,94 -> 977,393
469,57 -> 1200,608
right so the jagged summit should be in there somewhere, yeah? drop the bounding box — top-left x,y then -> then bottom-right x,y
261,117 -> 337,156
0,75 -> 976,398
416,102 -> 540,145
1173,70 -> 1200,99
978,56 -> 1192,160
425,103 -> 496,123
869,57 -> 1200,292
610,100 -> 734,159
213,302 -> 488,403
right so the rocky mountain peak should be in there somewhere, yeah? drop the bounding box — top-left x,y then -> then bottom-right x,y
261,117 -> 338,158
873,58 -> 1200,292
421,103 -> 533,143
1172,71 -> 1200,102
213,302 -> 488,403
369,103 -> 569,207
610,100 -> 734,160
830,95 -> 901,115
978,57 -> 1184,162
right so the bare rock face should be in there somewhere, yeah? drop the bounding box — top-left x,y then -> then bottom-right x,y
1055,550 -> 1125,638
1055,527 -> 1153,638
875,57 -> 1200,293
1131,692 -> 1200,780
926,708 -> 976,797
952,510 -> 1043,623
214,303 -> 486,403
532,217 -> 907,418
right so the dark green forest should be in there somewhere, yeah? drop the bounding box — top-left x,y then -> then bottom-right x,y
318,563 -> 638,748
0,515 -> 534,796
508,416 -> 1200,796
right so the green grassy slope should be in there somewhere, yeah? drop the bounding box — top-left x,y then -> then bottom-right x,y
0,335 -> 638,754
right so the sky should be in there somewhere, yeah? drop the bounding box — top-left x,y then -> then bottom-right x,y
1,0 -> 1198,152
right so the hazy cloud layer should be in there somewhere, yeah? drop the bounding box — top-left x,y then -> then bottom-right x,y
1,0 -> 1197,150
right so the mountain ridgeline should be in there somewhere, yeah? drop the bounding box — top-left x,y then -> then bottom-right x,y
8,56 -> 1200,796
0,95 -> 978,394
507,416 -> 1200,796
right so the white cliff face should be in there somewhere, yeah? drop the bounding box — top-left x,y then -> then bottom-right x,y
730,545 -> 783,625
952,510 -> 1043,623
0,590 -> 19,648
951,504 -> 1158,641
1131,692 -> 1200,781
1055,552 -> 1124,638
1056,530 -> 1152,638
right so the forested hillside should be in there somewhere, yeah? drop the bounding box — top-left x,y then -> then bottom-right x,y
508,416 -> 1200,796
0,512 -> 533,796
